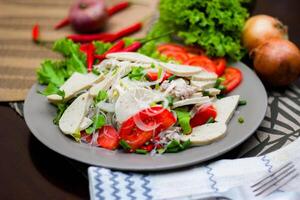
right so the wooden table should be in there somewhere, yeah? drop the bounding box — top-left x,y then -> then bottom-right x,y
1,1 -> 300,199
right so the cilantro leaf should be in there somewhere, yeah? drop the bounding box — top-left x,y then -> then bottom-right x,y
128,67 -> 145,80
85,114 -> 106,134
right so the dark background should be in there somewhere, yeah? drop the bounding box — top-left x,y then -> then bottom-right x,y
1,0 -> 300,199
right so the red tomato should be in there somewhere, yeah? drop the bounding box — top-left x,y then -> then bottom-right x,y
190,104 -> 217,128
97,125 -> 120,150
157,44 -> 187,53
146,71 -> 172,82
214,58 -> 227,76
161,50 -> 189,63
119,106 -> 176,150
140,143 -> 155,152
184,56 -> 217,73
221,67 -> 242,94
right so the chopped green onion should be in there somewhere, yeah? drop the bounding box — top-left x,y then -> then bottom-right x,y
166,96 -> 174,106
217,94 -> 225,99
168,75 -> 176,82
119,139 -> 131,150
206,117 -> 215,124
175,108 -> 192,134
238,117 -> 244,124
217,85 -> 226,91
238,100 -> 247,106
155,84 -> 160,90
166,140 -> 181,149
164,139 -> 191,153
151,63 -> 155,68
181,139 -> 191,149
157,66 -> 163,79
135,149 -> 148,154
214,77 -> 225,88
203,91 -> 210,96
92,68 -> 100,75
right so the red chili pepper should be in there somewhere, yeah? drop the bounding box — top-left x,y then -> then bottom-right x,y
114,22 -> 142,39
67,33 -> 114,43
32,24 -> 40,43
54,2 -> 131,30
107,1 -> 130,16
86,43 -> 95,72
79,43 -> 90,53
121,41 -> 142,52
54,18 -> 70,30
67,22 -> 142,43
94,40 -> 125,61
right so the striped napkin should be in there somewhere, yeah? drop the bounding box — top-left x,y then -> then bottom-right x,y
88,137 -> 300,200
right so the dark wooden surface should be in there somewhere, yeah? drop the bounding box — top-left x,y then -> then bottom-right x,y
0,1 -> 300,199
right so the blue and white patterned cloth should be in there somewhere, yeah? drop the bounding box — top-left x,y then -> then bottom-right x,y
88,138 -> 300,200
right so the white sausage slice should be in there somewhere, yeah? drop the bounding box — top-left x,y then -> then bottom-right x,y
181,122 -> 227,145
106,52 -> 155,64
47,72 -> 103,103
59,93 -> 92,135
214,95 -> 240,123
160,63 -> 202,77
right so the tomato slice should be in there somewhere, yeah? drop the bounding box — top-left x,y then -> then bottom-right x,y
157,44 -> 187,53
140,143 -> 155,152
184,56 -> 217,73
97,125 -> 120,150
161,50 -> 189,63
146,71 -> 172,82
221,67 -> 242,94
119,106 -> 176,150
190,104 -> 217,128
214,58 -> 226,76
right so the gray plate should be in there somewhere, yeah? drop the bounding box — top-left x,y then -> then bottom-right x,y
24,62 -> 267,171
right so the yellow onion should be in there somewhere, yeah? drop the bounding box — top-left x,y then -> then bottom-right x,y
243,15 -> 288,51
252,38 -> 300,86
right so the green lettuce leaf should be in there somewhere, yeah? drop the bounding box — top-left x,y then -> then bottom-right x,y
36,60 -> 66,86
148,0 -> 251,60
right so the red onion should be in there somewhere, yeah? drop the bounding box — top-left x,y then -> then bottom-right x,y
69,0 -> 108,33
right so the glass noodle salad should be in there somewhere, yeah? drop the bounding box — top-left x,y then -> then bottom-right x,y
38,40 -> 245,155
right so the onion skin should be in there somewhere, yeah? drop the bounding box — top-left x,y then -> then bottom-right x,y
69,0 -> 108,33
252,38 -> 300,86
243,15 -> 288,51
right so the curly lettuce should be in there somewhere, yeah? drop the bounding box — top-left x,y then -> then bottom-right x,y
148,0 -> 251,61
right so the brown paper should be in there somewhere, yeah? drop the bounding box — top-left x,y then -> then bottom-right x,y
0,0 -> 158,101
